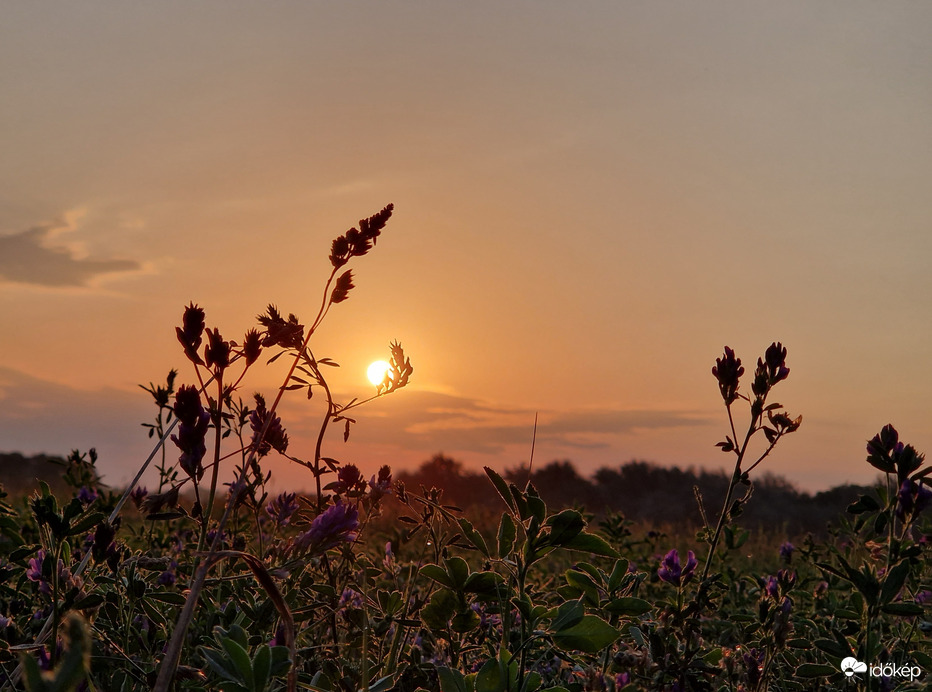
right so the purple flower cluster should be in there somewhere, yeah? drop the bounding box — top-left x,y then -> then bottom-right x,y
170,385 -> 210,481
657,549 -> 697,587
249,393 -> 288,457
712,347 -> 744,405
293,502 -> 359,552
266,491 -> 300,527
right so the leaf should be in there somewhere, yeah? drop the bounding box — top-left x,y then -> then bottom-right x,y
484,467 -> 516,513
475,659 -> 505,692
546,510 -> 586,546
221,637 -> 253,688
420,564 -> 454,589
562,532 -> 619,558
437,667 -> 467,692
497,514 -> 516,559
552,615 -> 620,653
881,602 -> 924,616
604,597 -> 652,617
880,561 -> 910,605
252,645 -> 271,692
444,556 -> 470,590
458,518 -> 491,558
847,494 -> 881,515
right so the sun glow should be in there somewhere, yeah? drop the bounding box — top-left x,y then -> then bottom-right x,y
367,360 -> 392,386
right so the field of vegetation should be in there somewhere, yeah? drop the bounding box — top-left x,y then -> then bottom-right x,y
0,206 -> 929,691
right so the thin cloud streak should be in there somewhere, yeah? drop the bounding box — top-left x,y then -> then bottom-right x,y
0,215 -> 141,288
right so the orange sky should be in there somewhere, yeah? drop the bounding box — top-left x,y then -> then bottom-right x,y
1,3 -> 930,492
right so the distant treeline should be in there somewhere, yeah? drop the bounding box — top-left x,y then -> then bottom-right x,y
0,451 -> 871,536
397,454 -> 873,536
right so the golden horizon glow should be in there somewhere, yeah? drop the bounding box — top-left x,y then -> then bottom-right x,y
367,360 -> 392,387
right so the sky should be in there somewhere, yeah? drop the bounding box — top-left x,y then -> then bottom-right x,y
1,2 -> 930,493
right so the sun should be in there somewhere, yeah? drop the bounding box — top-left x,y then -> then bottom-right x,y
367,360 -> 392,386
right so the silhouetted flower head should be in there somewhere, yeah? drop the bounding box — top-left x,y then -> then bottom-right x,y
369,465 -> 393,501
171,385 -> 210,481
712,347 -> 744,405
328,464 -> 366,496
330,270 -> 354,304
294,502 -> 359,552
867,424 -> 925,482
257,305 -> 305,349
242,329 -> 262,366
77,486 -> 98,505
175,303 -> 205,365
92,522 -> 117,564
205,328 -> 231,371
329,204 -> 393,269
249,393 -> 288,457
657,549 -> 697,587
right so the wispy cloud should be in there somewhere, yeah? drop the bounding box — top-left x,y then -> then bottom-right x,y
309,389 -> 710,456
0,212 -> 141,287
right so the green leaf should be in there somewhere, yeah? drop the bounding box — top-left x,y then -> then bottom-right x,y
565,570 -> 600,606
552,615 -> 620,653
484,467 -> 516,513
253,645 -> 271,692
497,514 -> 516,559
437,667 -> 468,692
880,561 -> 910,605
607,559 -> 629,592
148,591 -> 188,606
546,510 -> 586,546
464,571 -> 504,597
794,664 -> 837,678
420,564 -> 454,589
422,590 -> 457,631
444,556 -> 470,590
458,518 -> 491,558
550,599 -> 585,631
847,494 -> 881,514
604,597 -> 652,617
220,637 -> 253,688
562,532 -> 619,558
814,639 -> 850,658
475,659 -> 505,692
881,602 -> 924,616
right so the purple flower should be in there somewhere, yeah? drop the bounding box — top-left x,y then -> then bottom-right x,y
764,575 -> 779,599
779,541 -> 794,564
170,385 -> 210,480
294,502 -> 359,552
657,549 -> 697,587
157,561 -> 178,587
896,479 -> 932,521
26,550 -> 45,584
176,303 -> 205,365
77,486 -> 98,504
130,486 -> 148,508
249,393 -> 288,457
712,347 -> 744,405
0,615 -> 10,629
331,464 -> 366,495
266,492 -> 300,527
204,327 -> 231,371
369,465 -> 393,501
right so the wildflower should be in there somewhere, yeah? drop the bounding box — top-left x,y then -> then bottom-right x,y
866,424 -> 905,475
249,393 -> 288,457
778,541 -> 794,564
764,575 -> 779,599
338,588 -> 363,610
170,385 -> 210,481
328,204 -> 393,269
257,305 -> 305,349
269,623 -> 287,648
242,328 -> 262,366
614,673 -> 631,689
157,560 -> 178,587
176,303 -> 205,365
130,486 -> 148,509
294,502 -> 359,552
712,347 -> 744,405
77,486 -> 98,505
743,648 -> 764,688
329,464 -> 366,496
92,522 -> 118,564
896,479 -> 932,522
266,492 -> 300,527
204,327 -> 231,371
657,549 -> 697,587
915,590 -> 932,605
0,615 -> 10,629
26,550 -> 45,586
369,465 -> 393,502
